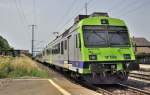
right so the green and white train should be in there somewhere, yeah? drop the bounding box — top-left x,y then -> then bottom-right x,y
36,12 -> 138,84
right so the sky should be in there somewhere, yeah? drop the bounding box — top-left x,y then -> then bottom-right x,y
0,0 -> 150,52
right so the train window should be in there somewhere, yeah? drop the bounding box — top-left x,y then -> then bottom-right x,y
52,46 -> 56,54
48,49 -> 51,54
58,43 -> 60,54
46,49 -> 48,54
64,40 -> 65,50
52,49 -> 53,54
42,51 -> 45,56
76,34 -> 78,48
52,46 -> 54,54
65,40 -> 67,50
61,41 -> 64,54
51,43 -> 62,54
50,48 -> 52,54
49,49 -> 51,54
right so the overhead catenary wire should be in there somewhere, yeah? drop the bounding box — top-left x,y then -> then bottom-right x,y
106,0 -> 125,13
85,0 -> 97,12
109,0 -> 150,38
113,0 -> 139,16
55,0 -> 77,32
13,0 -> 27,27
18,0 -> 29,25
87,0 -> 123,14
57,0 -> 94,33
88,0 -> 150,18
118,0 -> 150,17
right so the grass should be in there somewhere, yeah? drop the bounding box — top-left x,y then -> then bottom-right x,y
0,55 -> 49,78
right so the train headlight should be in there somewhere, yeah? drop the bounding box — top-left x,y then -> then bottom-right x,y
89,55 -> 97,60
124,54 -> 131,59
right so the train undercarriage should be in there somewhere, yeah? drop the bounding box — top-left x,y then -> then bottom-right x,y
83,71 -> 129,84
81,63 -> 129,84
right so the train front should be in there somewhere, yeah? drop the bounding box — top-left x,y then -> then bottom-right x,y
77,13 -> 136,84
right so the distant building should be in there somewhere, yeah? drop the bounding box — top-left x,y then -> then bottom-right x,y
20,50 -> 29,55
0,49 -> 29,57
132,37 -> 150,64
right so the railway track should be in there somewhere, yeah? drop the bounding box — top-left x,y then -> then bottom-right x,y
118,84 -> 150,95
129,72 -> 150,81
92,83 -> 150,95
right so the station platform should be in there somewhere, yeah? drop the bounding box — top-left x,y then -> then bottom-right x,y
0,79 -> 62,95
0,79 -> 101,95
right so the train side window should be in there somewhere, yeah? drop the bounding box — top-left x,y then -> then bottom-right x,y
43,51 -> 45,56
61,41 -> 64,54
49,48 -> 51,54
64,40 -> 65,50
65,40 -> 67,50
50,49 -> 51,54
58,43 -> 60,54
48,49 -> 51,54
46,49 -> 48,54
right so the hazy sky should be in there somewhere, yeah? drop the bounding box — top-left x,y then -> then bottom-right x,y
0,0 -> 150,52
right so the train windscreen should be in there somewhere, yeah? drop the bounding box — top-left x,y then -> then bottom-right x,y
108,31 -> 130,46
83,25 -> 130,47
83,31 -> 107,47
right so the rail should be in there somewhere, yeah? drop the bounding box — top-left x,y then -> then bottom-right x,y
118,83 -> 150,95
129,72 -> 150,81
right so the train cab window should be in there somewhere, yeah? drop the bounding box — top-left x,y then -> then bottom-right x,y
61,41 -> 64,54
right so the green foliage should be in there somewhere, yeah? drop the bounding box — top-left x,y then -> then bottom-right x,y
8,68 -> 49,78
0,71 -> 8,78
0,56 -> 49,78
0,35 -> 11,50
31,70 -> 49,78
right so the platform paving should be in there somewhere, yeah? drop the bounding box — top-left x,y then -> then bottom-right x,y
0,79 -> 102,95
0,79 -> 62,95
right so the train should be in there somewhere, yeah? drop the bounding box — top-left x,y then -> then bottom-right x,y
36,12 -> 138,84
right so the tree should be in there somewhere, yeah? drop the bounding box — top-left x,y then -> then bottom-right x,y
0,35 -> 11,50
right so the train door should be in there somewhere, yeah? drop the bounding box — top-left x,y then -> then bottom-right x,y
74,33 -> 81,61
74,34 -> 78,61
